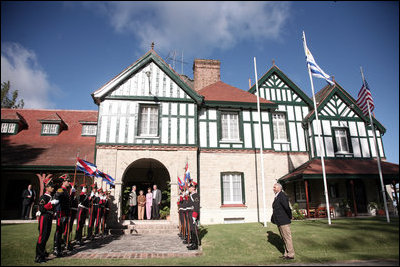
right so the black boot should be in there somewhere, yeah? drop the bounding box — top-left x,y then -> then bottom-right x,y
187,243 -> 198,250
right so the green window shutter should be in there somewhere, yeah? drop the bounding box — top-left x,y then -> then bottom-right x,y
220,173 -> 224,205
241,173 -> 245,205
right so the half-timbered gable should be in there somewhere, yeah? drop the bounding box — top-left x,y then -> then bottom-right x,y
248,65 -> 313,152
92,50 -> 203,147
304,82 -> 386,159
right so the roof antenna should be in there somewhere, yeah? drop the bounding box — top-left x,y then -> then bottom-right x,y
151,42 -> 155,50
272,59 -> 275,66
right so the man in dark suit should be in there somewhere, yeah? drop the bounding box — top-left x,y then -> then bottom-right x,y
21,184 -> 36,220
271,183 -> 295,260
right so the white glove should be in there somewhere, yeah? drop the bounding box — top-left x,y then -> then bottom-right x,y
95,192 -> 99,197
90,191 -> 94,197
50,199 -> 59,205
71,187 -> 76,193
36,211 -> 41,217
192,217 -> 196,223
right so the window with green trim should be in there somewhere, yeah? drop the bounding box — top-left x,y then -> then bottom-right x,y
138,104 -> 159,136
272,113 -> 287,142
333,127 -> 351,153
42,123 -> 59,135
294,181 -> 306,202
221,172 -> 245,204
221,111 -> 240,141
1,122 -> 17,134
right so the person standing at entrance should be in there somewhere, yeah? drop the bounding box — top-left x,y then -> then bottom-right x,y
145,187 -> 152,220
271,183 -> 295,260
128,186 -> 137,220
21,184 -> 36,220
137,190 -> 146,220
152,184 -> 161,219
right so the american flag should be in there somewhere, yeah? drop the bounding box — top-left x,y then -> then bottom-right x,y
356,79 -> 375,117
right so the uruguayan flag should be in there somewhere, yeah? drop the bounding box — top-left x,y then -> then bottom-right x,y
303,32 -> 334,85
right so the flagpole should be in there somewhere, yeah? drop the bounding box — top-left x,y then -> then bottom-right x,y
303,32 -> 331,225
73,150 -> 80,186
254,57 -> 267,227
360,67 -> 390,223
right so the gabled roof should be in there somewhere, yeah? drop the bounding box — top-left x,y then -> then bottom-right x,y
91,49 -> 203,105
278,158 -> 399,183
1,108 -> 98,167
304,82 -> 386,133
248,65 -> 313,107
198,81 -> 276,109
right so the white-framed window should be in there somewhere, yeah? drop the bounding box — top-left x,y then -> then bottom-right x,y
1,122 -> 17,134
272,113 -> 287,142
334,128 -> 350,153
221,173 -> 244,204
42,123 -> 59,135
82,124 -> 97,136
138,105 -> 159,136
295,181 -> 306,202
221,112 -> 240,141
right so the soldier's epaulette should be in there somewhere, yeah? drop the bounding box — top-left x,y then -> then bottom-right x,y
57,188 -> 64,193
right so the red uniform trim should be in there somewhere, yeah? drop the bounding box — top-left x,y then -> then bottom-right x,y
76,209 -> 82,231
38,216 -> 44,244
193,212 -> 198,218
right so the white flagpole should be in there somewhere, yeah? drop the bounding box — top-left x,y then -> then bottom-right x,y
254,57 -> 267,227
303,32 -> 332,225
360,67 -> 390,223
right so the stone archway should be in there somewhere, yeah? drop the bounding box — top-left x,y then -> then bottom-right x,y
121,158 -> 170,219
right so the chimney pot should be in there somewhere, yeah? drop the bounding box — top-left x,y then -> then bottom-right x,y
193,59 -> 221,91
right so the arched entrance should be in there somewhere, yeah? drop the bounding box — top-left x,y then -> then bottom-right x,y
121,158 -> 170,219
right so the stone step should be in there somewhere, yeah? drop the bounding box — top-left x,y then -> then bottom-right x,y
126,224 -> 178,230
124,228 -> 179,235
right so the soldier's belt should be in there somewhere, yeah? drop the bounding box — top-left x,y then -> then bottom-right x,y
70,207 -> 78,211
78,204 -> 89,209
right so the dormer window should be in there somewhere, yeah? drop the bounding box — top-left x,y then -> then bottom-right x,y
1,122 -> 17,134
82,124 -> 97,136
42,123 -> 59,135
38,112 -> 67,136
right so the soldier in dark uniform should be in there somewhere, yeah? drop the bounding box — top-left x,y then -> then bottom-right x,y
186,182 -> 200,250
182,189 -> 191,244
94,188 -> 104,236
177,189 -> 184,239
102,190 -> 111,236
35,178 -> 57,263
53,174 -> 71,257
75,184 -> 89,245
87,184 -> 98,240
64,183 -> 77,251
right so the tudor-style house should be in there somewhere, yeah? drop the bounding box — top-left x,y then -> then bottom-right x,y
1,48 -> 398,223
90,48 -> 398,225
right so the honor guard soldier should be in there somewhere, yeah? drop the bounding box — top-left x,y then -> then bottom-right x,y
182,189 -> 190,244
65,183 -> 77,251
53,174 -> 71,257
186,182 -> 200,250
94,188 -> 104,236
102,191 -> 111,235
177,189 -> 185,240
87,183 -> 98,240
75,184 -> 89,246
35,178 -> 57,263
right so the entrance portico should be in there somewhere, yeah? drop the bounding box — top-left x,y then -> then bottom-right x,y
94,146 -> 198,225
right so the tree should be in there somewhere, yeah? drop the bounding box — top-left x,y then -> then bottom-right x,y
1,81 -> 24,109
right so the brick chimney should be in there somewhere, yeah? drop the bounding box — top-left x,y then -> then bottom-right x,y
193,59 -> 221,91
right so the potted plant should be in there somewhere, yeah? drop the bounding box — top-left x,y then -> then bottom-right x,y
368,201 -> 378,216
339,199 -> 352,217
121,186 -> 131,220
376,202 -> 385,216
160,184 -> 171,220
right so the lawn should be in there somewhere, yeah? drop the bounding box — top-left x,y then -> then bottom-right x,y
1,217 -> 399,265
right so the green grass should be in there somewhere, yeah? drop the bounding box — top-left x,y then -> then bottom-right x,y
1,217 -> 399,265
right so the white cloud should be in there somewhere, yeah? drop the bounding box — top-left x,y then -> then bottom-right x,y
1,42 -> 56,109
83,1 -> 291,57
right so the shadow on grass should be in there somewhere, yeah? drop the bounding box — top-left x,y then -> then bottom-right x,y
267,231 -> 285,254
199,226 -> 208,245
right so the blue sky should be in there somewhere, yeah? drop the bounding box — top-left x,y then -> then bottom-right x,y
1,1 -> 398,164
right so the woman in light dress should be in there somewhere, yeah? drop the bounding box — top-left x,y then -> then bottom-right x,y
145,187 -> 153,220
